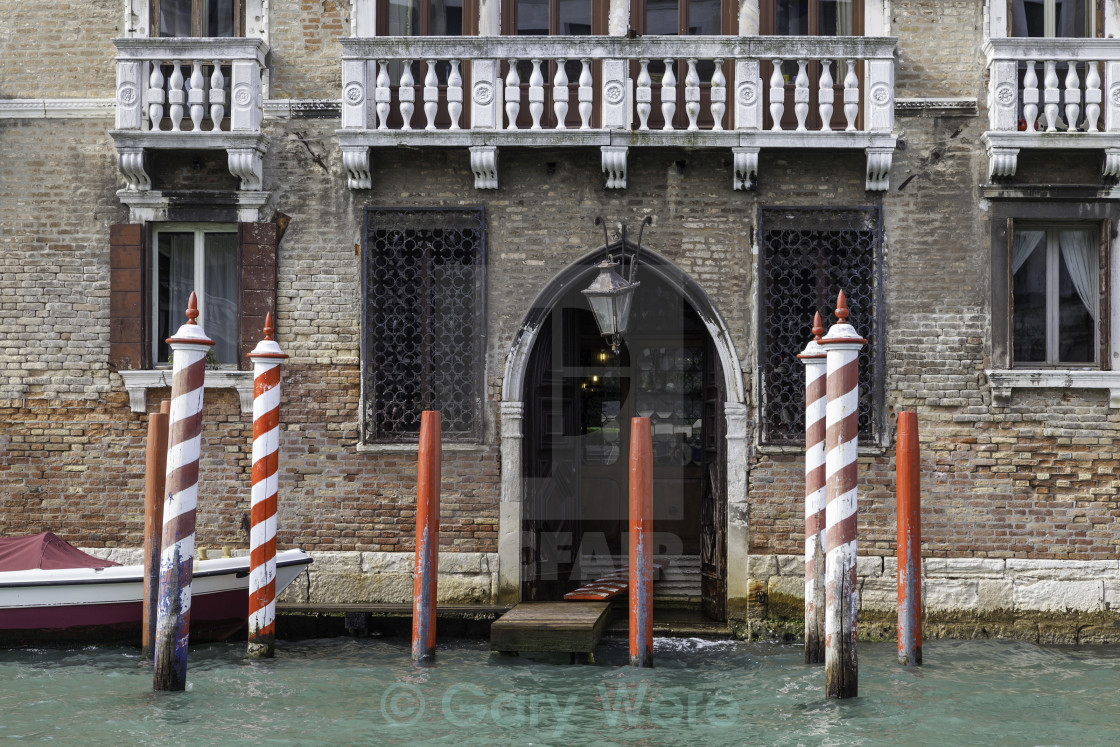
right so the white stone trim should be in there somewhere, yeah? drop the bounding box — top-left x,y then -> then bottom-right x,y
754,553 -> 1120,615
279,550 -> 499,605
354,442 -> 494,453
120,369 -> 254,413
987,369 -> 1120,408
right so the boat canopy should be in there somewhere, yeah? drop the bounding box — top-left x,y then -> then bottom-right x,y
0,533 -> 119,572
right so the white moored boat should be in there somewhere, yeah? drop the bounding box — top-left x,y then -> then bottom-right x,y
0,532 -> 312,644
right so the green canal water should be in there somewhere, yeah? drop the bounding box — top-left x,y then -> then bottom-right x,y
1,637 -> 1118,745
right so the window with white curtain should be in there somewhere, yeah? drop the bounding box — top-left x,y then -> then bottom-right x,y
1012,224 -> 1100,366
1010,0 -> 1093,38
153,225 -> 239,365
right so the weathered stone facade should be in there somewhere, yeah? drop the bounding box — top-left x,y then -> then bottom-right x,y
1,0 -> 1119,640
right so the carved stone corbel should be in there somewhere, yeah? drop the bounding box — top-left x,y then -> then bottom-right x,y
470,145 -> 498,189
117,147 -> 151,191
601,145 -> 627,189
1103,148 -> 1120,180
865,146 -> 892,191
227,146 -> 264,190
732,146 -> 758,190
342,145 -> 372,190
987,144 -> 1019,180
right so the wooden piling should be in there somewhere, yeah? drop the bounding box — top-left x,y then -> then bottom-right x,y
629,416 -> 653,668
412,410 -> 441,662
821,291 -> 865,700
247,313 -> 288,659
153,292 -> 213,692
896,411 -> 923,666
141,400 -> 170,658
797,312 -> 827,665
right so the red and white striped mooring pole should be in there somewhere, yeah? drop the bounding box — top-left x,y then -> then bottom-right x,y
629,416 -> 654,668
412,410 -> 441,662
798,312 -> 827,665
153,292 -> 213,692
896,411 -> 923,666
247,312 -> 288,658
821,290 -> 865,700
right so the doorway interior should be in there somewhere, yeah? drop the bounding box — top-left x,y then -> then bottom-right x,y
521,252 -> 727,620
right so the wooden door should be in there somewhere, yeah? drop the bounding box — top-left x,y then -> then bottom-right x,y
700,335 -> 726,620
522,310 -> 582,600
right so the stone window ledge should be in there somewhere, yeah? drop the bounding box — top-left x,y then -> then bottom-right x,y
987,369 -> 1120,408
120,369 -> 254,414
356,442 -> 492,454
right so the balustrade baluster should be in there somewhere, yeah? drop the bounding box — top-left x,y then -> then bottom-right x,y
1086,61 -> 1101,132
209,60 -> 225,130
579,59 -> 593,129
661,59 -> 677,131
637,59 -> 652,131
148,64 -> 166,131
375,60 -> 391,130
189,60 -> 205,130
794,60 -> 809,131
505,59 -> 521,130
424,59 -> 439,130
400,61 -> 416,130
1044,60 -> 1059,131
169,60 -> 185,131
843,59 -> 858,131
448,60 -> 463,130
1023,61 -> 1039,131
1064,60 -> 1081,131
710,59 -> 725,131
554,60 -> 569,129
529,59 -> 544,129
818,60 -> 834,132
769,59 -> 784,131
685,58 -> 701,131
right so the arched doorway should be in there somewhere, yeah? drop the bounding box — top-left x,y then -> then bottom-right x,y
518,244 -> 729,620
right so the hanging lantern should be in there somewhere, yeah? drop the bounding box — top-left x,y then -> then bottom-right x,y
583,216 -> 652,353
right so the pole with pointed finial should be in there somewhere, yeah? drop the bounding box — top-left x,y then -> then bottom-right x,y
797,311 -> 827,665
820,290 -> 866,700
154,292 -> 214,692
247,312 -> 288,658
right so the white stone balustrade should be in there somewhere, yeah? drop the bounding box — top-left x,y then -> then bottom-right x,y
338,35 -> 897,191
984,37 -> 1120,180
111,38 -> 269,193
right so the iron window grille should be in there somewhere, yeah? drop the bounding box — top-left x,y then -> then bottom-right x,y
758,206 -> 883,446
362,207 -> 486,443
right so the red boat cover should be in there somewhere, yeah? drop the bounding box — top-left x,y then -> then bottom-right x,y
0,532 -> 120,571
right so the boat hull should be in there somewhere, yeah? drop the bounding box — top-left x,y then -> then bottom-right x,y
0,549 -> 311,645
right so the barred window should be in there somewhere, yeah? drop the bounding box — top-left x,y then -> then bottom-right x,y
759,206 -> 882,445
362,208 -> 486,443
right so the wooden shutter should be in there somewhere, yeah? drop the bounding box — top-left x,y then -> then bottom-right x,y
238,222 -> 279,369
1101,218 -> 1111,369
109,223 -> 147,370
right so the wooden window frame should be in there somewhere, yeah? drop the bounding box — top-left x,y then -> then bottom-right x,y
377,0 -> 480,36
109,221 -> 279,371
759,0 -> 865,36
991,202 -> 1117,371
502,0 -> 610,35
1007,219 -> 1109,368
150,0 -> 246,37
1006,0 -> 1102,39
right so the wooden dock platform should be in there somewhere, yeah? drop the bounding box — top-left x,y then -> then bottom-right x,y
489,601 -> 612,655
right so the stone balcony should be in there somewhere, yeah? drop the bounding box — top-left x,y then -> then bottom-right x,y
338,35 -> 897,191
984,37 -> 1120,181
109,38 -> 269,208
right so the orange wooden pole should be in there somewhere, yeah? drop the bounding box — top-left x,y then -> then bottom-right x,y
412,410 -> 441,662
141,400 -> 169,658
629,416 -> 653,668
896,411 -> 922,666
